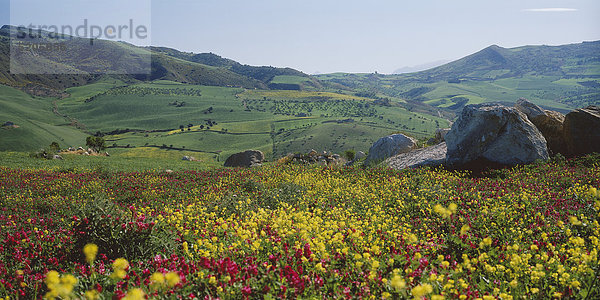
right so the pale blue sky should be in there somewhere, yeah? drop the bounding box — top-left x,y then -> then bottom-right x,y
1,0 -> 599,74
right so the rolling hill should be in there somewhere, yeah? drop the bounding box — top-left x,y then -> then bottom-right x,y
0,25 -> 321,95
1,27 -> 599,161
316,41 -> 600,112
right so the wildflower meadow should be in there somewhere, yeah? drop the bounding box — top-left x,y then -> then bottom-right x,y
1,154 -> 599,299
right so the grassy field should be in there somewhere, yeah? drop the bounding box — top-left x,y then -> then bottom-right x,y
0,150 -> 221,172
0,85 -> 88,151
1,153 -> 599,298
315,73 -> 597,113
51,81 -> 449,161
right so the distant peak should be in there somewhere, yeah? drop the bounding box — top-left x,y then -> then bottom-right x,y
486,44 -> 504,50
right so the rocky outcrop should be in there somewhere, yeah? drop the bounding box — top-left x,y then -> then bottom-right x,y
280,150 -> 345,166
386,142 -> 447,170
224,150 -> 264,168
182,156 -> 198,162
563,106 -> 600,156
434,128 -> 451,143
515,98 -> 566,155
364,134 -> 417,166
445,103 -> 549,166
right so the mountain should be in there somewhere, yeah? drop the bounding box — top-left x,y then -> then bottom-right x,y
150,47 -> 322,90
0,25 -> 321,96
315,41 -> 600,112
392,59 -> 451,74
412,41 -> 600,81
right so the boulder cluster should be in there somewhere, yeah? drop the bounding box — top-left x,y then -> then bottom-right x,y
224,150 -> 265,168
384,99 -> 599,170
278,150 -> 346,166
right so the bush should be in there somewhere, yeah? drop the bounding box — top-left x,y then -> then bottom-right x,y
86,136 -> 106,152
344,149 -> 356,161
70,197 -> 179,262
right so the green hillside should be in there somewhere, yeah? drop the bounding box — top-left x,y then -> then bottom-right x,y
53,81 -> 447,160
316,41 -> 600,112
0,85 -> 87,151
0,25 -> 325,97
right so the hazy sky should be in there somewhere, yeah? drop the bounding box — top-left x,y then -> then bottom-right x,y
1,0 -> 599,74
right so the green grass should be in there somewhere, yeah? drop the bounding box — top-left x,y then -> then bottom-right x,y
2,79 -> 449,162
54,81 -> 449,161
0,85 -> 88,151
0,151 -> 220,172
269,75 -> 312,84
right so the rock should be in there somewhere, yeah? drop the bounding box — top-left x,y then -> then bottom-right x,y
434,128 -> 451,143
515,98 -> 566,155
355,151 -> 366,160
165,169 -> 174,173
83,152 -> 90,156
224,150 -> 265,168
445,103 -> 549,166
563,105 -> 600,156
52,155 -> 63,160
182,156 -> 191,161
364,134 -> 417,166
104,152 -> 110,157
386,142 -> 447,170
514,98 -> 547,120
77,147 -> 84,151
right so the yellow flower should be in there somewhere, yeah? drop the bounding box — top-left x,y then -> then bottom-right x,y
390,275 -> 406,291
151,272 -> 165,284
530,244 -> 538,251
509,279 -> 518,288
382,292 -> 391,299
44,271 -> 77,299
45,270 -> 60,287
569,216 -> 582,226
112,258 -> 129,270
411,284 -> 433,298
480,237 -> 492,248
553,292 -> 562,298
83,243 -> 98,264
460,225 -> 470,235
111,258 -> 129,279
209,276 -> 217,285
433,295 -> 446,300
315,262 -> 325,272
448,203 -> 457,213
570,280 -> 581,289
589,186 -> 597,197
531,288 -> 539,294
165,272 -> 180,287
85,290 -> 99,300
123,288 -> 145,300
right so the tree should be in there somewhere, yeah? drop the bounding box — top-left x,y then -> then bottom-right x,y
86,136 -> 106,152
49,142 -> 60,153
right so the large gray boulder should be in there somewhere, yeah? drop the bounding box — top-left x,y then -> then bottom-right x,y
515,98 -> 566,155
563,105 -> 600,156
386,142 -> 447,170
224,150 -> 265,168
445,103 -> 549,166
364,134 -> 417,166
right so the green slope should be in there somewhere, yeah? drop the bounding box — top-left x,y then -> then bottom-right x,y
316,41 -> 600,112
52,81 -> 448,160
0,85 -> 87,151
